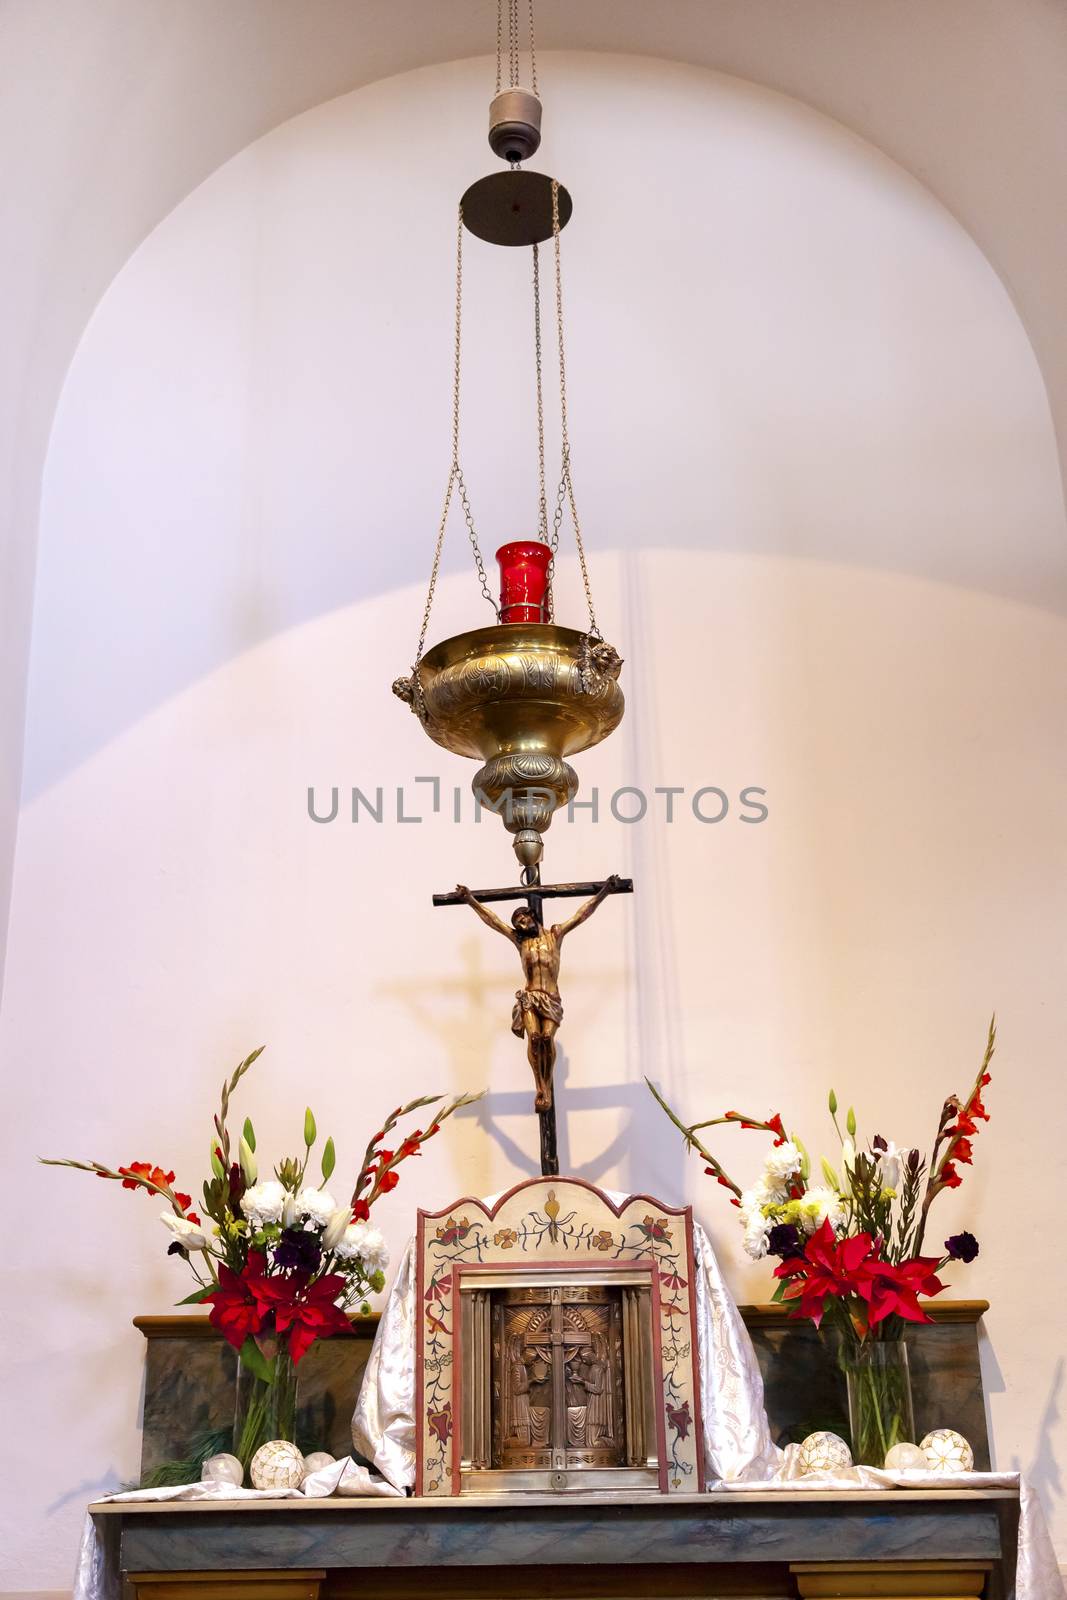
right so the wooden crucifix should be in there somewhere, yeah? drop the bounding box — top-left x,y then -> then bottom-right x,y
432,875 -> 634,1177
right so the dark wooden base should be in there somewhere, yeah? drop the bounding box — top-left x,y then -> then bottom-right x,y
98,1490 -> 1016,1600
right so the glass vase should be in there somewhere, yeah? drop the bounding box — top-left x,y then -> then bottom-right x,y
232,1339 -> 299,1479
841,1339 -> 914,1466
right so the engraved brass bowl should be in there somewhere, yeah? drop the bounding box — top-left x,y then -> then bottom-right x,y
414,623 -> 624,863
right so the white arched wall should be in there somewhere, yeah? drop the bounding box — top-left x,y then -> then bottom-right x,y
3,55 -> 1066,1589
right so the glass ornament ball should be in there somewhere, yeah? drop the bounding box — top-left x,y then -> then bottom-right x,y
798,1430 -> 853,1473
250,1438 -> 306,1490
919,1428 -> 974,1472
201,1452 -> 243,1486
884,1441 -> 927,1471
301,1451 -> 336,1480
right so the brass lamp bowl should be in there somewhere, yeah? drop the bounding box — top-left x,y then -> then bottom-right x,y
403,623 -> 624,866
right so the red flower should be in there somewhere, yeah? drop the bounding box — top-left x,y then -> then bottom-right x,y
256,1271 -> 351,1364
115,1162 -> 175,1192
853,1256 -> 944,1325
939,1162 -> 963,1189
949,1137 -> 973,1166
398,1132 -> 423,1158
174,1191 -> 193,1212
774,1220 -> 875,1328
204,1252 -> 271,1348
378,1169 -> 400,1194
377,1149 -> 395,1165
352,1200 -> 371,1222
766,1113 -> 787,1147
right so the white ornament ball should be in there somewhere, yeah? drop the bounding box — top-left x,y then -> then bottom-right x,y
884,1442 -> 927,1471
201,1452 -> 243,1487
798,1430 -> 853,1473
249,1439 -> 306,1490
301,1451 -> 336,1480
919,1429 -> 974,1473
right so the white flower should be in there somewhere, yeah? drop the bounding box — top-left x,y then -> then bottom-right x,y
240,1180 -> 287,1227
335,1222 -> 389,1274
762,1141 -> 803,1190
742,1213 -> 770,1260
876,1141 -> 903,1192
296,1187 -> 338,1229
160,1211 -> 208,1251
840,1136 -> 857,1176
281,1192 -> 299,1230
321,1207 -> 351,1252
797,1186 -> 846,1235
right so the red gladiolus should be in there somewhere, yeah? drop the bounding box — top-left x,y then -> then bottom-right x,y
116,1162 -> 175,1192
939,1161 -> 963,1189
352,1200 -> 371,1221
398,1133 -> 423,1158
378,1169 -> 400,1193
256,1272 -> 351,1364
377,1149 -> 394,1166
766,1113 -> 787,1147
949,1137 -> 973,1166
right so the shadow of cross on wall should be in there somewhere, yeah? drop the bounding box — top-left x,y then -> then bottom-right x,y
378,936 -> 635,1183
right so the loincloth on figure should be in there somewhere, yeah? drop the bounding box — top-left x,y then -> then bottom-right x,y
511,988 -> 564,1037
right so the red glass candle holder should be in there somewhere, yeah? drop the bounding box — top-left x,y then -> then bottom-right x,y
497,541 -> 551,624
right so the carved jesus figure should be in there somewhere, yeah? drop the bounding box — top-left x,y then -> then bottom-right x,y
455,878 -> 620,1113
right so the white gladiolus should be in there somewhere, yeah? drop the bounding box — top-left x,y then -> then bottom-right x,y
296,1188 -> 338,1229
335,1222 -> 389,1274
240,1179 -> 287,1227
321,1207 -> 351,1252
160,1211 -> 208,1250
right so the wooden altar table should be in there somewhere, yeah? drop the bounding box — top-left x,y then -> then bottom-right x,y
92,1485 -> 1019,1600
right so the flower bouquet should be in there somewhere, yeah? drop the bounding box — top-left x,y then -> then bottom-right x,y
42,1047 -> 481,1478
647,1019 -> 994,1464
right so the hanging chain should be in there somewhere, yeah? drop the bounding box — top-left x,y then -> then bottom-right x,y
528,0 -> 538,93
532,243 -> 549,548
509,0 -> 520,89
411,207 -> 497,708
495,0 -> 503,94
496,0 -> 537,93
549,179 -> 601,638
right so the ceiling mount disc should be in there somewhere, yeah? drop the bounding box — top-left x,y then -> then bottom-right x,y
460,171 -> 572,247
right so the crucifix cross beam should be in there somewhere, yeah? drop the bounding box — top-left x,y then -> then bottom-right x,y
433,875 -> 633,1177
432,877 -> 633,925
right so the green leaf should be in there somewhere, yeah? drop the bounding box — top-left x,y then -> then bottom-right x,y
237,1336 -> 276,1385
304,1107 -> 317,1148
770,1278 -> 788,1303
828,1089 -> 838,1116
846,1106 -> 857,1138
321,1136 -> 336,1182
242,1117 -> 256,1154
175,1285 -> 216,1305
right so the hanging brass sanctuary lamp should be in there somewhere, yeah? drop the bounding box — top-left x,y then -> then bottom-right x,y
392,1 -> 624,879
